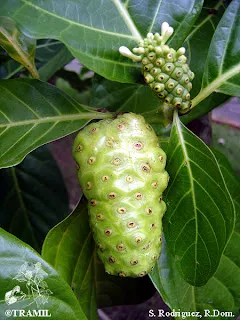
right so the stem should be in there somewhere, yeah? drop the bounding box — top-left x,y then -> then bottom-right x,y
191,63 -> 240,108
4,65 -> 25,79
29,65 -> 40,79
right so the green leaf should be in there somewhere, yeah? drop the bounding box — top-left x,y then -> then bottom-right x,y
0,228 -> 87,319
150,149 -> 240,319
91,75 -> 159,113
42,199 -> 157,311
0,145 -> 69,252
0,78 -> 112,169
0,16 -> 39,79
0,59 -> 24,79
181,0 -> 229,122
127,0 -> 204,49
1,0 -> 203,83
35,40 -> 64,62
163,112 -> 235,286
192,0 -> 240,107
42,200 -> 97,320
38,46 -> 73,81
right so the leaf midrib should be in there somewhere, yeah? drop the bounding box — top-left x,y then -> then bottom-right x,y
174,111 -> 198,286
0,112 -> 112,128
19,0 -> 137,40
0,25 -> 33,74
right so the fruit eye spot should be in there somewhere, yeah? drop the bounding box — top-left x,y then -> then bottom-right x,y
185,77 -> 189,83
96,214 -> 104,221
117,124 -> 123,130
143,242 -> 150,250
101,175 -> 109,182
77,144 -> 83,152
167,53 -> 172,60
130,259 -> 138,265
116,244 -> 125,251
76,163 -> 80,170
159,197 -> 162,203
86,182 -> 92,190
168,82 -> 175,89
159,155 -> 164,161
97,243 -> 103,251
108,192 -> 117,199
146,208 -> 152,215
141,164 -> 151,172
117,207 -> 127,214
90,127 -> 98,134
127,222 -> 136,228
112,158 -> 121,166
177,88 -> 183,95
175,102 -> 181,108
105,139 -> 114,147
151,223 -> 156,228
134,142 -> 143,150
160,237 -> 162,243
136,192 -> 143,200
88,157 -> 96,165
135,236 -> 142,243
152,255 -> 157,261
186,93 -> 191,100
90,199 -> 97,206
104,229 -> 112,236
119,272 -> 126,277
108,256 -> 115,263
151,182 -> 158,189
138,271 -> 146,277
126,175 -> 133,183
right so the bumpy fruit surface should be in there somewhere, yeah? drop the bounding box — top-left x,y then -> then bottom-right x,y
119,22 -> 194,114
73,113 -> 169,277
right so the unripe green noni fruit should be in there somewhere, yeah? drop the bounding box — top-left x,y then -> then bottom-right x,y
73,113 -> 169,277
119,22 -> 194,114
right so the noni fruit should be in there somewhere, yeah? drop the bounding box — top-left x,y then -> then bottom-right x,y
119,22 -> 194,114
73,113 -> 169,277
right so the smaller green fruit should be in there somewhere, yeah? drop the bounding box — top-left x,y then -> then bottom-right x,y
119,22 -> 194,114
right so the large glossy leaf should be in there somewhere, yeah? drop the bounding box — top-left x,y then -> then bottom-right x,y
91,75 -> 159,113
127,0 -> 203,49
42,199 -> 156,311
1,0 -> 203,83
192,0 -> 240,107
38,46 -> 73,81
163,111 -> 235,286
150,150 -> 240,319
181,0 -> 229,123
0,78 -> 112,169
0,228 -> 87,319
35,40 -> 64,62
42,200 -> 97,320
0,59 -> 24,79
0,145 -> 69,252
0,16 -> 38,79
